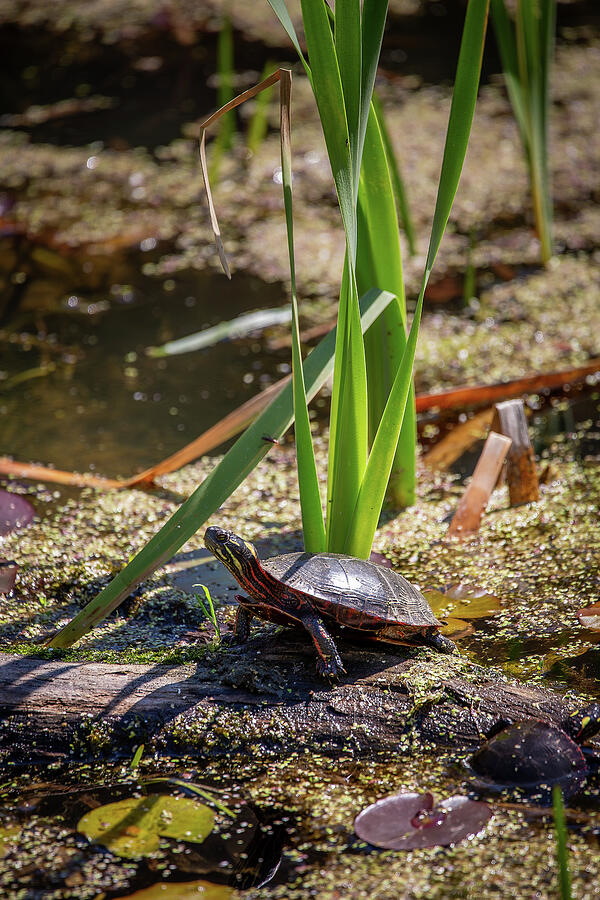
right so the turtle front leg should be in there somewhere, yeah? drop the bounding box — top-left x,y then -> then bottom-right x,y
223,597 -> 254,644
300,612 -> 346,679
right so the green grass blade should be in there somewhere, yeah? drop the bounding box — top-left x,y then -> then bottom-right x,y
372,92 -> 417,256
325,268 -> 369,550
130,745 -> 144,770
334,0 -> 362,194
300,0 -> 356,257
490,0 -> 528,140
297,1 -> 368,550
357,104 -> 416,507
344,292 -> 420,557
345,0 -> 490,556
552,786 -> 572,900
48,287 -> 395,648
266,0 -> 309,72
280,68 -> 325,551
360,0 -> 389,163
517,0 -> 553,261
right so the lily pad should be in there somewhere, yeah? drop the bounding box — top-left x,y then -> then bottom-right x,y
0,823 -> 22,858
0,490 -> 35,536
78,794 -> 214,859
114,879 -> 233,899
369,552 -> 393,568
354,791 -> 492,850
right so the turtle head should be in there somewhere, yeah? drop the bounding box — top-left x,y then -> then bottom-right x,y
561,703 -> 600,743
204,527 -> 259,577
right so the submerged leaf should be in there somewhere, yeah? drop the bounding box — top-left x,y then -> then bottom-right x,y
424,584 -> 501,621
0,490 -> 35,536
78,795 -> 214,859
354,791 -> 492,850
147,307 -> 292,357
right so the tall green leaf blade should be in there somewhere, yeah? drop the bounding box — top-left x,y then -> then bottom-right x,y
490,0 -> 528,141
279,69 -> 325,551
359,0 -> 389,165
297,1 -> 369,550
345,0 -> 490,556
48,288 -> 395,648
371,93 -> 416,256
266,0 -> 309,69
325,269 -> 369,551
357,105 -> 416,508
300,0 -> 356,256
344,292 -> 421,557
334,0 -> 362,195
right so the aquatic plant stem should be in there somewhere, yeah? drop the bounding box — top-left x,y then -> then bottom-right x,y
552,786 -> 572,900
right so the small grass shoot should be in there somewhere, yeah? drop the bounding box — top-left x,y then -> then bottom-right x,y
129,744 -> 144,770
193,583 -> 221,643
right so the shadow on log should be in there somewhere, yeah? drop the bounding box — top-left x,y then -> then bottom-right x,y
1,633 -> 595,763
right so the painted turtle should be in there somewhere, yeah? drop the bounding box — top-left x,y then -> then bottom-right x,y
204,527 -> 456,678
468,705 -> 600,798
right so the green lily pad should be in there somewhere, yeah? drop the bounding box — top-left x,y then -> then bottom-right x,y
78,794 -> 214,859
0,823 -> 22,858
115,879 -> 233,899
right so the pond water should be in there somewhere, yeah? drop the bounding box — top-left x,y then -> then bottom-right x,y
2,5 -> 600,898
2,745 -> 600,899
0,255 -> 290,477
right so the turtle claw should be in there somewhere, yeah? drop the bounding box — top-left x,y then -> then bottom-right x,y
316,654 -> 346,680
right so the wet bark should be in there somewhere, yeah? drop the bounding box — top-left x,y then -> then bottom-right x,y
0,634 -> 594,762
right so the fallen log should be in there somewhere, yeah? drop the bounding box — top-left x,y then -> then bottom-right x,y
1,633 -> 595,763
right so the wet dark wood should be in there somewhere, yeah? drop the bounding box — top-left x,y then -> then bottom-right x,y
0,636 -> 594,762
492,399 -> 540,505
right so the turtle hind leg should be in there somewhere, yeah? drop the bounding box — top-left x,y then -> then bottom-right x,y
300,612 -> 346,679
423,628 -> 457,654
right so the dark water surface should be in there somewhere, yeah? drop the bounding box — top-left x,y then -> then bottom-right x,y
0,260 -> 290,477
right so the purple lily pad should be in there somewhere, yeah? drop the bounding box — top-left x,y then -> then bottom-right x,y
354,791 -> 492,850
369,551 -> 393,569
0,560 -> 18,593
0,490 -> 35,536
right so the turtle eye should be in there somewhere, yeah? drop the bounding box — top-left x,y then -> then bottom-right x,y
212,528 -> 229,544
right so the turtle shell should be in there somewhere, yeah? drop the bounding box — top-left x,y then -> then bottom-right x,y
262,551 -> 439,630
469,720 -> 588,794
